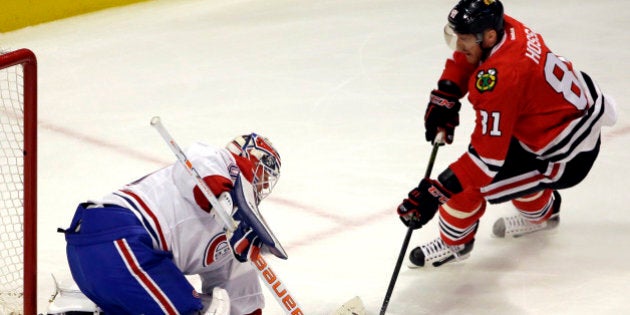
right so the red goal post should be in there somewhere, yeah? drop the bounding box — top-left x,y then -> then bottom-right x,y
0,48 -> 37,315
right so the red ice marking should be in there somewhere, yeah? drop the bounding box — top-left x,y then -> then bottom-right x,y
40,118 -> 630,251
268,195 -> 392,251
39,120 -> 168,165
267,196 -> 356,225
603,124 -> 630,140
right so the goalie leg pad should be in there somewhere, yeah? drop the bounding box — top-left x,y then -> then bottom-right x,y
45,275 -> 103,314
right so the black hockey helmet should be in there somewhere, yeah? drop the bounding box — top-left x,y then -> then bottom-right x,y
447,0 -> 504,36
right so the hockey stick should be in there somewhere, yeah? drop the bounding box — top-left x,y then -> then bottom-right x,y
379,132 -> 444,315
150,116 -> 304,315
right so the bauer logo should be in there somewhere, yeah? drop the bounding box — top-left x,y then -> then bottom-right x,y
203,233 -> 230,266
252,254 -> 304,314
476,68 -> 497,93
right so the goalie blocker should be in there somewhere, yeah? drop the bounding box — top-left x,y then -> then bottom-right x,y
229,172 -> 287,260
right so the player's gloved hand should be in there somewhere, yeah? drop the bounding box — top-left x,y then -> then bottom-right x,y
397,178 -> 452,229
424,89 -> 461,145
227,208 -> 263,263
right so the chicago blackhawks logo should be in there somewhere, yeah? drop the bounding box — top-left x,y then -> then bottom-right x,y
476,68 -> 497,93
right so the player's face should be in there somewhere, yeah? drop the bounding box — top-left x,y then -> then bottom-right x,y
252,162 -> 279,203
454,33 -> 483,64
256,168 -> 270,191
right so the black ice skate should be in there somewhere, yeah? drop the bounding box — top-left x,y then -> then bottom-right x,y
408,237 -> 475,268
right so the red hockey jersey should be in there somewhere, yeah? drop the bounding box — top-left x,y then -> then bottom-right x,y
441,15 -> 603,191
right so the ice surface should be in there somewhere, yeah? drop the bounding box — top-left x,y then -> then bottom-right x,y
1,0 -> 628,314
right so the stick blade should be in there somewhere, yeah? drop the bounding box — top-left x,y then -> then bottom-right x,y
331,296 -> 367,315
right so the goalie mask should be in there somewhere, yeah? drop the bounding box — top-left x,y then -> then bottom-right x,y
226,133 -> 281,203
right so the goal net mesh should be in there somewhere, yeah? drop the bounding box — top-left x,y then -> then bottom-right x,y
0,51 -> 28,314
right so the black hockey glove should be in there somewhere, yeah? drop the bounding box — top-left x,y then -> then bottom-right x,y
397,178 -> 452,230
424,89 -> 461,145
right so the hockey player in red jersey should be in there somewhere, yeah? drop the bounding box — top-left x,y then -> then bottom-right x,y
397,0 -> 617,267
61,133 -> 282,314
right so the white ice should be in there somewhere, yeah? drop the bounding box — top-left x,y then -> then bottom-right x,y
1,0 -> 629,314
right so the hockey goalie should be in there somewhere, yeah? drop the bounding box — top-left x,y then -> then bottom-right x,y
49,133 -> 285,314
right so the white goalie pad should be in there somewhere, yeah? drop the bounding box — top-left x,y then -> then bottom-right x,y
46,275 -> 231,315
46,275 -> 102,315
232,172 -> 288,259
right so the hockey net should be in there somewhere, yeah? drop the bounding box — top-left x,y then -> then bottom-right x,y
0,49 -> 37,315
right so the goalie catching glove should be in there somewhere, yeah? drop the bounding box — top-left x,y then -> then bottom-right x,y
398,178 -> 452,229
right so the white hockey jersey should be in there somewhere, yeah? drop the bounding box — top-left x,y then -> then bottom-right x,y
98,142 -> 264,313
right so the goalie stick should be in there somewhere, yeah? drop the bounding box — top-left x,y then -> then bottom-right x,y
150,116 -> 365,315
379,132 -> 444,315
